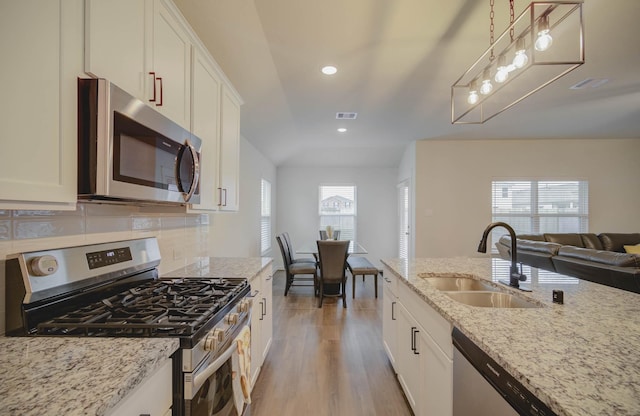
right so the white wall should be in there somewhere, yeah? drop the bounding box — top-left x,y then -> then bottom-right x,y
207,136 -> 277,258
276,166 -> 398,270
414,138 -> 640,258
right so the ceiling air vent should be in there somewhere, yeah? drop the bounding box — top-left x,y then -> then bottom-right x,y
336,112 -> 358,120
570,78 -> 609,90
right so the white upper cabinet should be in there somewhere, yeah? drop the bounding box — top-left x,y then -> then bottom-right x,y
85,0 -> 149,100
149,0 -> 192,130
85,0 -> 191,130
0,0 -> 83,210
188,46 -> 221,212
218,86 -> 241,211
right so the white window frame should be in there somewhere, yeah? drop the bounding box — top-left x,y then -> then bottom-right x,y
318,184 -> 356,241
260,179 -> 271,255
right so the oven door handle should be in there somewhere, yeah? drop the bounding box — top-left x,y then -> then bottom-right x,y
191,328 -> 241,393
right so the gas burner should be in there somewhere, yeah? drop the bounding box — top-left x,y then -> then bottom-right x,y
35,277 -> 249,342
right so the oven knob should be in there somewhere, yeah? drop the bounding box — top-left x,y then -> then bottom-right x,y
237,299 -> 251,313
29,255 -> 59,276
204,328 -> 225,351
225,313 -> 239,325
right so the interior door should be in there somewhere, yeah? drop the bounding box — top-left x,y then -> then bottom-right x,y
398,180 -> 410,259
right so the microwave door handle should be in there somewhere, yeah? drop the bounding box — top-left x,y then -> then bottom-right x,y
176,140 -> 200,202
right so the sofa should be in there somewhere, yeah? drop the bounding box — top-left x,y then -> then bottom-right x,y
496,233 -> 640,294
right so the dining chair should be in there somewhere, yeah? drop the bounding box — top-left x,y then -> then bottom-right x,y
282,232 -> 316,265
316,240 -> 350,308
276,235 -> 318,296
319,230 -> 340,240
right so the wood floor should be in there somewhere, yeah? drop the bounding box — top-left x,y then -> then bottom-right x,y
250,270 -> 412,416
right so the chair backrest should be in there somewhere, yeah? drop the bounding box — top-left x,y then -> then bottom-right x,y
319,230 -> 328,240
317,240 -> 350,283
276,235 -> 292,270
282,232 -> 295,260
333,230 -> 341,240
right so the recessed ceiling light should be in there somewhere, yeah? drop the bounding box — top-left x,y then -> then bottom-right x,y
321,65 -> 337,75
337,128 -> 347,133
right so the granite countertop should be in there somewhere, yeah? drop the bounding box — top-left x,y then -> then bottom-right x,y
381,257 -> 640,416
0,337 -> 178,416
162,257 -> 273,282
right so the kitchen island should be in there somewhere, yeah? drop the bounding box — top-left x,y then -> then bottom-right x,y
0,337 -> 178,416
381,257 -> 640,416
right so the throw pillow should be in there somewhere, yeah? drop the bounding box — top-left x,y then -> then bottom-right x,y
623,244 -> 640,254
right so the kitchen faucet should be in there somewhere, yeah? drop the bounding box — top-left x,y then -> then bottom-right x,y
477,222 -> 531,292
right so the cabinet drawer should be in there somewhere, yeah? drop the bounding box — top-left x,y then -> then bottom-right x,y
382,265 -> 399,297
398,282 -> 453,359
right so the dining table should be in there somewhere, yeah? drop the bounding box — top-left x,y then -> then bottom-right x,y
296,240 -> 368,296
296,240 -> 368,255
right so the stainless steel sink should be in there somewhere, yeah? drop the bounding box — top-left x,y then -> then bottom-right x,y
444,291 -> 542,308
422,275 -> 498,292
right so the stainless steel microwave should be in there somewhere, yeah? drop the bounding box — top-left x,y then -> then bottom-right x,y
78,78 -> 201,205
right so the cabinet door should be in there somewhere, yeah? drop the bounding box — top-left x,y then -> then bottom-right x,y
249,276 -> 263,388
260,271 -> 273,363
0,0 -> 81,209
396,303 -> 421,414
150,0 -> 191,129
85,0 -> 148,100
188,47 -> 221,211
382,282 -> 398,371
421,331 -> 453,416
218,86 -> 241,211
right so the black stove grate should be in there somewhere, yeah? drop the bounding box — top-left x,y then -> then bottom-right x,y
35,277 -> 248,338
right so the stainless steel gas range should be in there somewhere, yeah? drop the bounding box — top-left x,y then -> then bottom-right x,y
5,237 -> 252,416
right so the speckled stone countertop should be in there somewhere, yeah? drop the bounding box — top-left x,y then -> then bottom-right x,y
162,257 -> 273,282
381,257 -> 640,416
0,337 -> 178,416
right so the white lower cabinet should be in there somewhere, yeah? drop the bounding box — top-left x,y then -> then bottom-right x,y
383,273 -> 399,371
383,266 -> 453,416
106,358 -> 172,416
249,265 -> 273,388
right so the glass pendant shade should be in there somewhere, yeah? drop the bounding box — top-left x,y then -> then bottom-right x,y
467,80 -> 479,104
534,15 -> 553,51
495,55 -> 509,83
513,38 -> 529,68
480,69 -> 493,95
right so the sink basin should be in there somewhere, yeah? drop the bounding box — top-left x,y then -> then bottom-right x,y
422,276 -> 497,292
444,291 -> 542,308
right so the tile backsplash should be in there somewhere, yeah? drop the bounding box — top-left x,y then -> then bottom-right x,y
0,203 -> 214,335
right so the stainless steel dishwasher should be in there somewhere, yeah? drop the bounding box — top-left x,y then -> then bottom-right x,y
452,327 -> 557,416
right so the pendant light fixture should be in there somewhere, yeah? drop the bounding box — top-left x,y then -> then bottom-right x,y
451,1 -> 584,124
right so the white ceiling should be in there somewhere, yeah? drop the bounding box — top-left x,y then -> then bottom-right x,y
173,0 -> 640,168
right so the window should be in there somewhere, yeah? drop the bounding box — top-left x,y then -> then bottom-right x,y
491,180 -> 589,250
260,179 -> 271,255
319,185 -> 356,241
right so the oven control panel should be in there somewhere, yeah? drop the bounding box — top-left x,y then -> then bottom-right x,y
86,247 -> 133,269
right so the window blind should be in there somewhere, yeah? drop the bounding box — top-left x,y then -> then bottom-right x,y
491,180 -> 589,251
260,179 -> 271,255
319,185 -> 356,241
